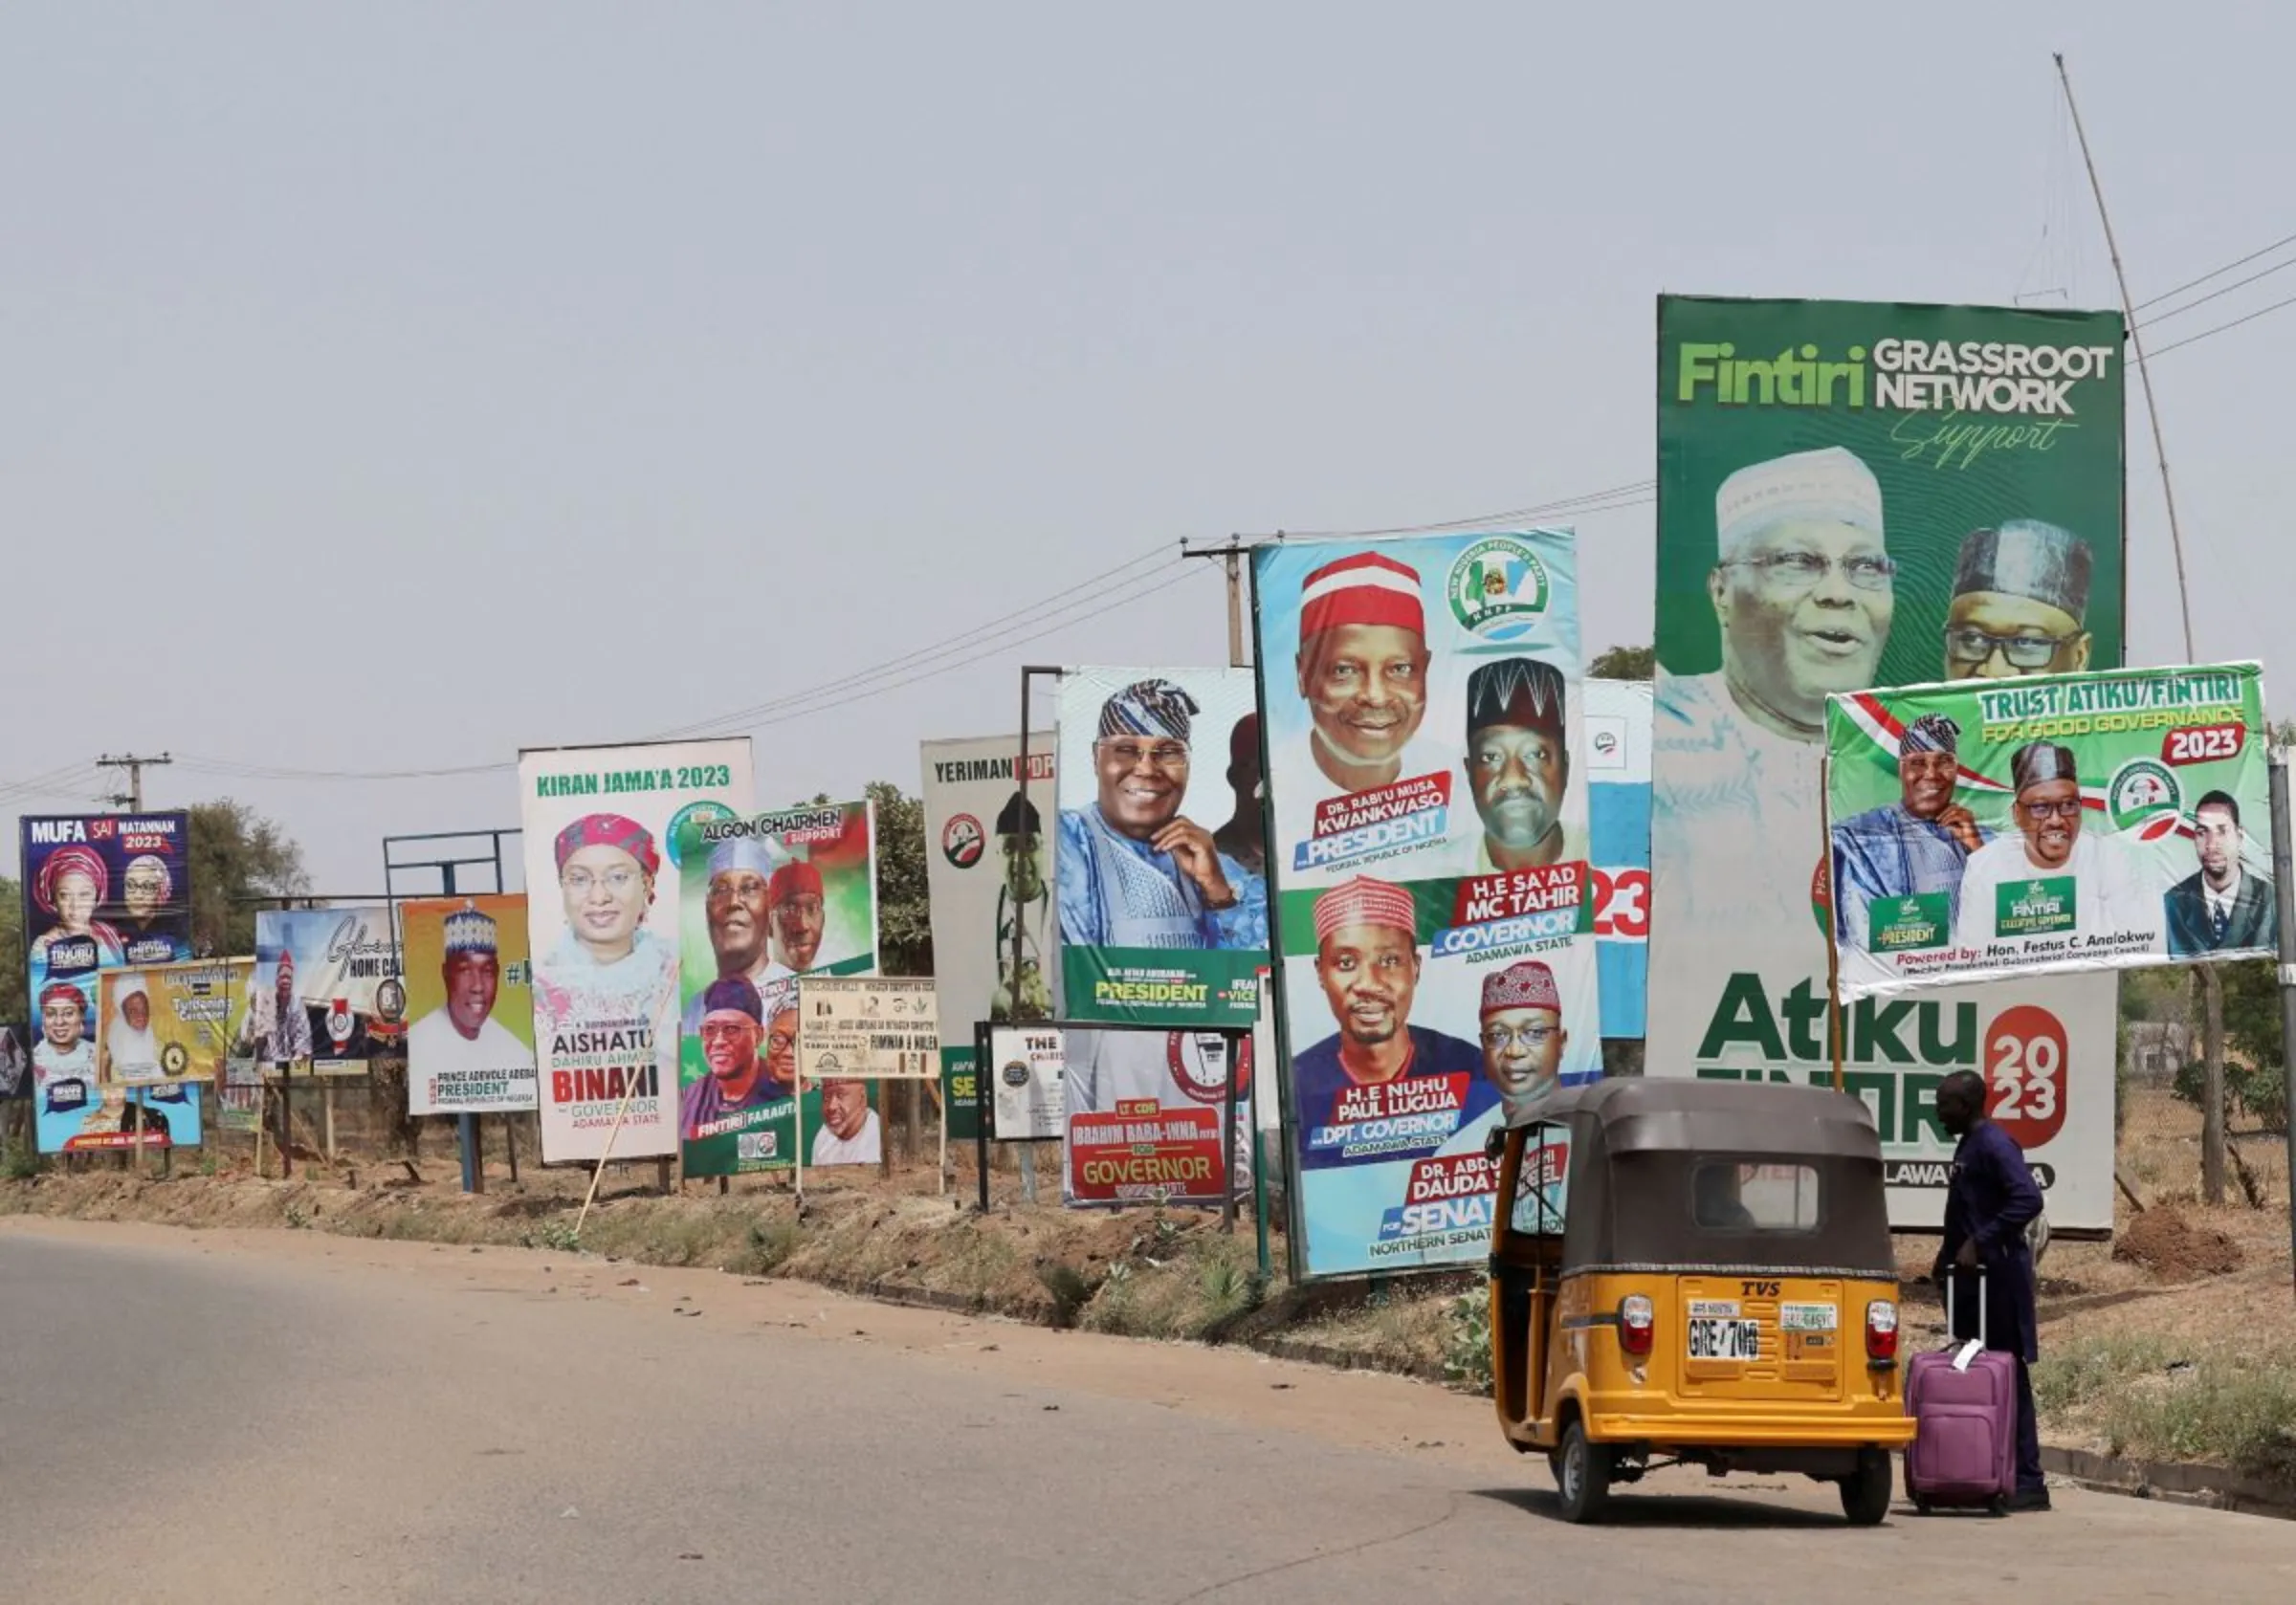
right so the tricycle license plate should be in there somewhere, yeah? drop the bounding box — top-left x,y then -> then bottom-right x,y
1687,1317 -> 1761,1360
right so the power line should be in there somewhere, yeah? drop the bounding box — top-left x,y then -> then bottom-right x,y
1237,479 -> 1655,540
2144,289 -> 2296,359
2134,227 -> 2296,312
2137,252 -> 2296,327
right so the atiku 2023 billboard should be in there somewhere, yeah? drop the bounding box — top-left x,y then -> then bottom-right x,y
1054,669 -> 1267,1029
1646,295 -> 2127,1231
1252,531 -> 1603,1280
1825,663 -> 2272,999
518,739 -> 755,1166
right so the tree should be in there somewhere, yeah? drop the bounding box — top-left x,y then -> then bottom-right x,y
186,800 -> 311,957
868,780 -> 933,978
1589,644 -> 1655,681
0,878 -> 23,1022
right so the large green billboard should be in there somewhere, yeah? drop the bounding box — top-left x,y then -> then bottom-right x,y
1646,296 -> 2128,1231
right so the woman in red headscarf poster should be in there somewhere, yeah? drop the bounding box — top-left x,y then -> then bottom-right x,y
517,740 -> 754,1166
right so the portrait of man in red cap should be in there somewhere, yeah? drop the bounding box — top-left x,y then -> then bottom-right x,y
1478,959 -> 1567,1124
1461,657 -> 1582,873
1293,874 -> 1489,1171
1292,552 -> 1435,797
769,859 -> 826,975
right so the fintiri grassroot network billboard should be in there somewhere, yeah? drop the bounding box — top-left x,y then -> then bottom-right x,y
1253,529 -> 1603,1280
1826,662 -> 2273,999
1648,295 -> 2127,1230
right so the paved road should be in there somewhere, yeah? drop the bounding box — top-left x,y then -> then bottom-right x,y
4,1219 -> 2292,1604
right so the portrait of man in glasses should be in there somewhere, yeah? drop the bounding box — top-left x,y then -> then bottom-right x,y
1478,958 -> 1568,1126
1953,741 -> 2152,950
1654,445 -> 1894,925
1943,520 -> 2094,681
1056,678 -> 1267,952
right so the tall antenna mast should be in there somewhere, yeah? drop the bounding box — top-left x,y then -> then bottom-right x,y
2055,51 -> 2194,661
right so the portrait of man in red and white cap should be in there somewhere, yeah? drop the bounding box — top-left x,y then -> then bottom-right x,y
768,858 -> 827,975
1461,657 -> 1582,874
1293,874 -> 1489,1171
1293,552 -> 1436,797
1478,959 -> 1568,1124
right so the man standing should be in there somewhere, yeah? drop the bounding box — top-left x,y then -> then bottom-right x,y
683,837 -> 795,1032
1655,446 -> 1894,926
250,947 -> 315,1071
2164,790 -> 2276,956
1943,521 -> 2094,681
810,1078 -> 883,1165
1057,677 -> 1266,952
1933,1067 -> 2049,1512
1461,658 -> 1581,873
1477,959 -> 1569,1125
1954,743 -> 2149,950
1211,713 -> 1266,878
680,978 -> 790,1136
1830,714 -> 1992,950
1292,875 -> 1486,1170
407,902 -> 534,1094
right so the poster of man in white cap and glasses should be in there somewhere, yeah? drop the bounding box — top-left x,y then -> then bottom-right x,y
1647,294 -> 2130,1233
1054,670 -> 1268,1029
1252,529 -> 1602,1279
400,895 -> 541,1116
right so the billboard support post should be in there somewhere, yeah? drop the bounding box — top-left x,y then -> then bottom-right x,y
1014,665 -> 1062,1210
1222,1027 -> 1242,1235
1821,757 -> 1843,1095
973,1020 -> 991,1213
2269,745 -> 2296,1300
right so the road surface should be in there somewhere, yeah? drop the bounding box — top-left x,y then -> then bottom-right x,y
3,1218 -> 2290,1603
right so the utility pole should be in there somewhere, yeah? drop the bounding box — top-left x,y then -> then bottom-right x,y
2056,52 -> 2225,1206
1181,539 -> 1267,669
96,752 -> 172,812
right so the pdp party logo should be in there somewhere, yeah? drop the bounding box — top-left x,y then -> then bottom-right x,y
665,801 -> 739,869
2107,759 -> 2181,831
942,812 -> 984,869
1446,536 -> 1552,641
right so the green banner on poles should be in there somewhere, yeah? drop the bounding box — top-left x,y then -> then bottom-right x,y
1825,662 -> 2274,998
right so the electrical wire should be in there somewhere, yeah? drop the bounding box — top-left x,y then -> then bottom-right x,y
2136,253 -> 2296,328
2134,228 -> 2296,312
2143,289 -> 2296,359
1239,479 -> 1655,540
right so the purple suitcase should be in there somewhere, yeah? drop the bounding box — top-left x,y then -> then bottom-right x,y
1903,1270 -> 2017,1512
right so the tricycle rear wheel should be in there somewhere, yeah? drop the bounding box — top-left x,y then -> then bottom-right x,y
1840,1449 -> 1893,1526
1553,1420 -> 1611,1523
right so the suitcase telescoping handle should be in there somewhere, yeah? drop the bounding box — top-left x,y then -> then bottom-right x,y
1946,1264 -> 1987,1348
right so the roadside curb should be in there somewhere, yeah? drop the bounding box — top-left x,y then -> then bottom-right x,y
2041,1445 -> 2296,1522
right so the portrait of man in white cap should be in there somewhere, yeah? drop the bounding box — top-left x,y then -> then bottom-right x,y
682,834 -> 801,1033
99,975 -> 163,1085
1954,742 -> 2150,950
1943,520 -> 2093,681
1057,677 -> 1267,953
1293,874 -> 1488,1172
407,901 -> 534,1087
1655,445 -> 1893,926
1829,713 -> 1993,951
